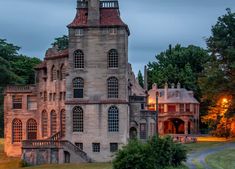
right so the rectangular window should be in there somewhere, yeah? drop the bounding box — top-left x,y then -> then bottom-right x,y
180,104 -> 185,112
74,89 -> 83,98
110,143 -> 118,152
75,142 -> 83,151
109,28 -> 117,35
44,91 -> 47,101
53,93 -> 56,101
27,96 -> 37,110
75,29 -> 84,36
49,93 -> 52,101
168,104 -> 176,112
92,143 -> 100,153
186,104 -> 190,112
140,123 -> 147,139
158,104 -> 164,113
12,96 -> 22,109
59,92 -> 63,101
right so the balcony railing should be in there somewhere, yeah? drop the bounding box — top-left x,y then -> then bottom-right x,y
4,85 -> 36,93
100,1 -> 119,8
77,1 -> 88,9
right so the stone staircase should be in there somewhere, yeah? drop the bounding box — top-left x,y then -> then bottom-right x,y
22,131 -> 92,164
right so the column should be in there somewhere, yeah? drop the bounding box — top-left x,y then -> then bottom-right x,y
184,120 -> 188,135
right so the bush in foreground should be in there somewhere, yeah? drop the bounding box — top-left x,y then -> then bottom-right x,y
113,136 -> 187,169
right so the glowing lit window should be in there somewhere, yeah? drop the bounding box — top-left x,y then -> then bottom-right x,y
107,77 -> 118,98
108,106 -> 119,132
73,106 -> 83,132
74,50 -> 84,69
73,77 -> 84,98
108,49 -> 118,68
12,118 -> 22,143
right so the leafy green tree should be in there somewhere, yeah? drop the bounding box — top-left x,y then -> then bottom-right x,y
137,70 -> 144,88
51,35 -> 69,50
200,9 -> 235,137
148,44 -> 209,99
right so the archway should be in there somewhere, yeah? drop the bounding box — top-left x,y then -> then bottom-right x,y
164,118 -> 185,134
129,127 -> 137,139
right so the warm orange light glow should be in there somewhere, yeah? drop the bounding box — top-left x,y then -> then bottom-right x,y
222,98 -> 228,104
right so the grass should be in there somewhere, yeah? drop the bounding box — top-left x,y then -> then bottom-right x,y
205,148 -> 235,169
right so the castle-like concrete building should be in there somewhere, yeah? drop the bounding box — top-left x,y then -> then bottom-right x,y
4,0 -> 199,165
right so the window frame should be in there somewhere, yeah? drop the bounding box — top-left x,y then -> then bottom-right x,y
12,118 -> 22,143
108,106 -> 119,132
73,77 -> 84,98
74,50 -> 84,69
73,106 -> 84,132
108,49 -> 118,68
12,95 -> 22,110
92,143 -> 100,153
107,77 -> 119,99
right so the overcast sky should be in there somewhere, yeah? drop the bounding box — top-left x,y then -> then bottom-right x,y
0,0 -> 234,74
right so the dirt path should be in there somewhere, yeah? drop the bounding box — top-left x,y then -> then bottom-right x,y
186,142 -> 235,169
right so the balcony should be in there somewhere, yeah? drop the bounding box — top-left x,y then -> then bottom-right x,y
158,111 -> 195,117
100,1 -> 119,8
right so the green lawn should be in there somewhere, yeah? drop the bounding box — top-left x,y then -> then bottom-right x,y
205,148 -> 235,169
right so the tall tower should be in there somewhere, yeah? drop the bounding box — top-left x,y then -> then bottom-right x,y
66,0 -> 130,161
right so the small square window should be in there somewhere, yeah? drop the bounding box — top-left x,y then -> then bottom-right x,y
12,96 -> 22,109
75,142 -> 83,150
110,143 -> 118,152
74,89 -> 83,98
92,143 -> 100,152
75,29 -> 84,36
109,28 -> 117,35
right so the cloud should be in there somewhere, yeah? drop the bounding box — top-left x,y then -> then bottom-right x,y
0,0 -> 234,74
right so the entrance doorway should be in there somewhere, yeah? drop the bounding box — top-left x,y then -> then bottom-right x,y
64,151 -> 70,163
164,118 -> 184,134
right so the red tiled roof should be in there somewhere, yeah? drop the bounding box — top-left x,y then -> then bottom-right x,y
100,9 -> 126,26
68,9 -> 88,27
45,49 -> 69,60
68,8 -> 129,32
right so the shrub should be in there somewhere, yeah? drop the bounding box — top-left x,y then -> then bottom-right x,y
113,136 -> 187,169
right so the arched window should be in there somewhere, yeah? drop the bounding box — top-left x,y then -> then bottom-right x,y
60,64 -> 66,80
12,118 -> 22,143
74,50 -> 84,69
41,110 -> 48,138
60,109 -> 66,136
108,49 -> 118,68
73,106 -> 83,132
50,110 -> 57,135
108,106 -> 119,132
73,77 -> 84,98
51,65 -> 57,81
107,77 -> 118,98
27,119 -> 37,140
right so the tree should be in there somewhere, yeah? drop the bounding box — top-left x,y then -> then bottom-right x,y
51,35 -> 69,50
148,44 -> 209,99
200,9 -> 235,137
137,70 -> 144,88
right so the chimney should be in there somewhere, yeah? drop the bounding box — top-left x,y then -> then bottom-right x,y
171,83 -> 175,89
87,0 -> 100,25
152,83 -> 157,91
144,65 -> 148,90
164,82 -> 168,100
